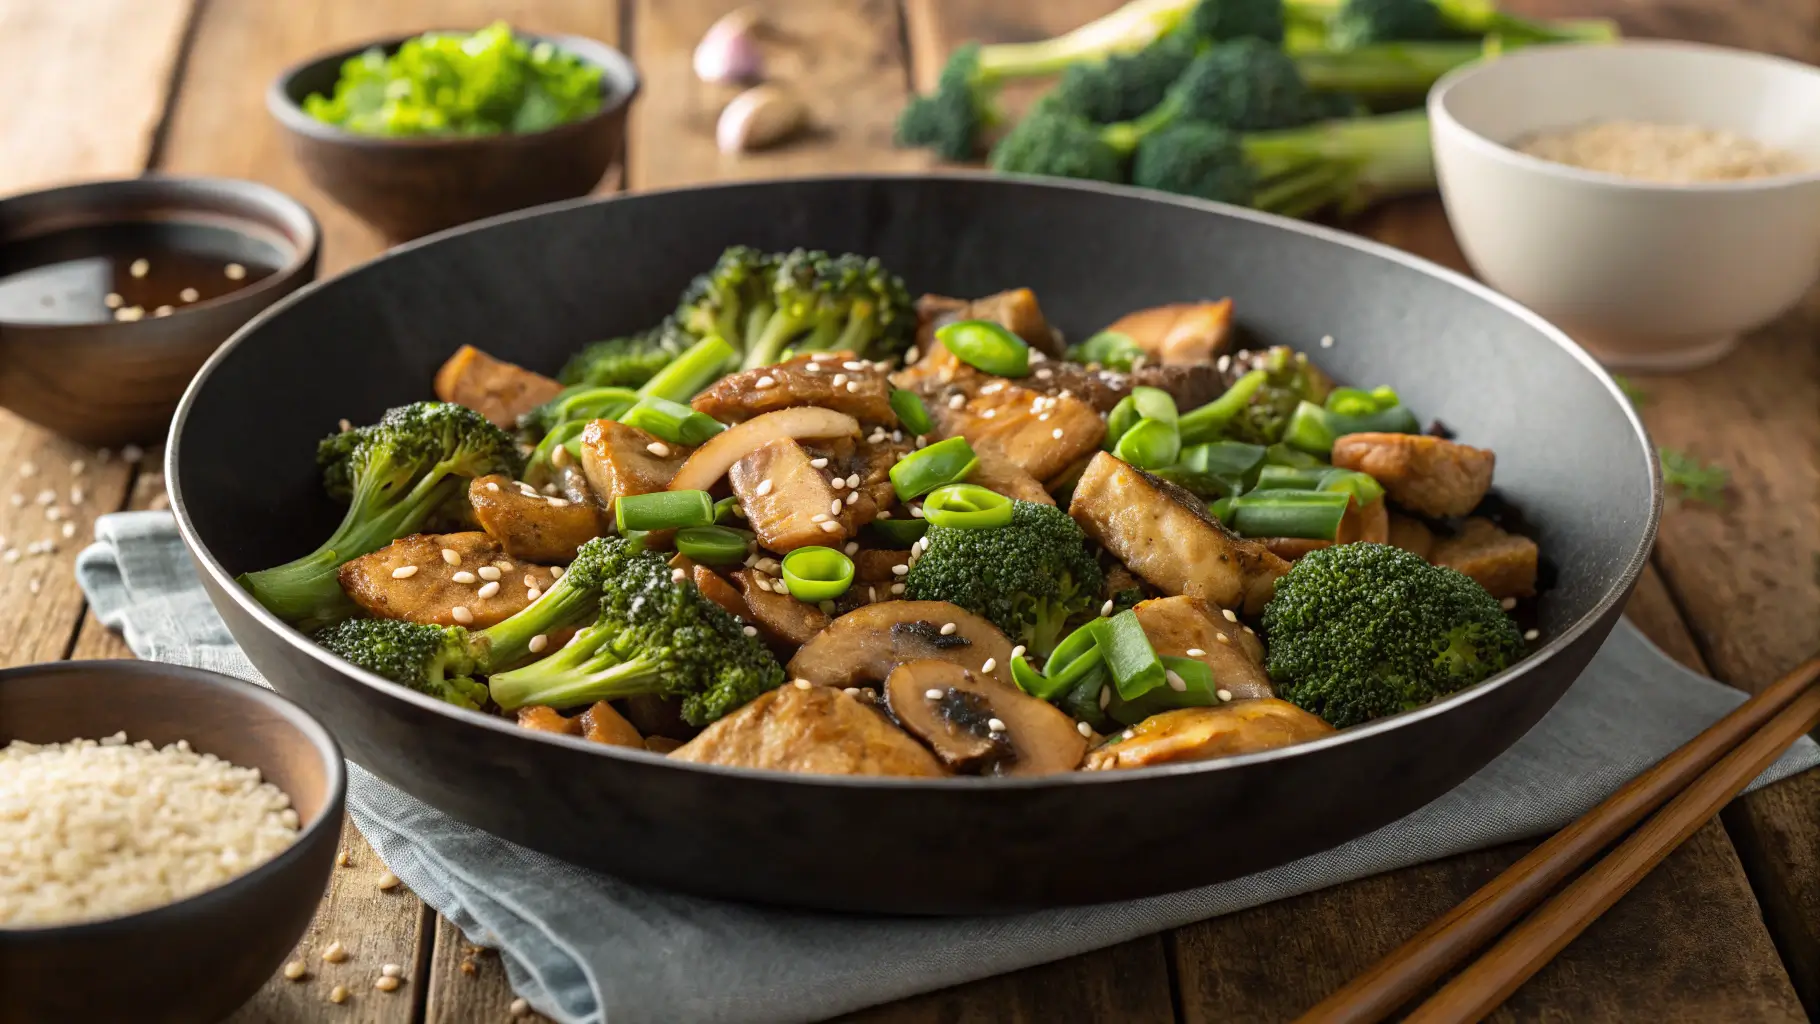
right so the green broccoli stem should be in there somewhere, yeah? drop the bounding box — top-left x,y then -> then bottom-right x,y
472,571 -> 605,673
1179,369 -> 1268,445
488,624 -> 663,711
742,307 -> 813,370
977,0 -> 1199,77
1440,0 -> 1618,43
1293,41 -> 1485,100
639,333 -> 737,402
1242,108 -> 1434,216
239,473 -> 463,622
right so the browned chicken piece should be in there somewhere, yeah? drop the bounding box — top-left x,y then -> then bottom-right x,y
1132,596 -> 1270,698
670,683 -> 947,777
691,352 -> 897,425
1331,433 -> 1496,518
516,706 -> 577,735
644,736 -> 685,754
931,379 -> 1105,483
695,564 -> 753,621
914,288 -> 1062,357
1098,299 -> 1234,366
578,420 -> 690,525
339,532 -> 557,627
433,345 -> 565,428
1083,700 -> 1335,770
1386,511 -> 1436,561
577,701 -> 644,748
1261,496 -> 1389,562
1014,361 -> 1228,416
1069,453 -> 1289,616
469,474 -> 605,563
798,433 -> 910,536
729,437 -> 850,551
1431,517 -> 1539,600
966,439 -> 1055,506
731,569 -> 830,650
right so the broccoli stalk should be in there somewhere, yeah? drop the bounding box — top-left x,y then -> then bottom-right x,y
897,0 -> 1204,159
675,247 -> 913,372
1327,0 -> 1618,49
239,402 -> 522,625
487,538 -> 784,724
902,500 -> 1105,658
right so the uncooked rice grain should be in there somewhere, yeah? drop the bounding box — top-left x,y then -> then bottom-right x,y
1514,120 -> 1808,183
0,732 -> 299,927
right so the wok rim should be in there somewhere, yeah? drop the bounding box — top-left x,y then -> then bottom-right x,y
165,170 -> 1663,791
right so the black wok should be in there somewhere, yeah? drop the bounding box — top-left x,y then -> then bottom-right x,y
168,175 -> 1660,914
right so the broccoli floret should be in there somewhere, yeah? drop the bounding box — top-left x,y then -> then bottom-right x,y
487,537 -> 784,724
897,0 -> 1201,159
557,319 -> 694,389
1209,346 -> 1331,445
1047,29 -> 1200,124
310,537 -> 626,708
675,246 -> 914,371
240,402 -> 522,625
903,501 -> 1104,658
1329,0 -> 1618,48
1262,543 -> 1526,728
1190,0 -> 1290,43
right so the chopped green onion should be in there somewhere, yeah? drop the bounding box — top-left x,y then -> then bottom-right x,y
1011,654 -> 1059,699
527,419 -> 590,481
547,385 -> 639,427
1101,609 -> 1165,701
1254,463 -> 1385,507
1319,468 -> 1384,506
675,525 -> 749,564
780,546 -> 855,602
1045,619 -> 1104,680
620,395 -> 725,447
615,489 -> 715,532
889,436 -> 979,501
866,517 -> 929,547
889,389 -> 934,436
1129,386 -> 1178,426
1057,654 -> 1115,732
1179,369 -> 1269,445
1106,396 -> 1141,450
1065,329 -> 1144,371
936,319 -> 1029,377
1156,440 -> 1265,498
1265,442 -> 1324,469
1209,496 -> 1236,524
1114,418 -> 1181,471
638,333 -> 738,403
1107,655 -> 1221,726
1224,488 -> 1350,540
713,495 -> 741,523
1283,400 -> 1422,455
922,483 -> 1014,529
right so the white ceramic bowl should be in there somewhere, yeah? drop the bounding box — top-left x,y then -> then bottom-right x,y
1429,40 -> 1820,370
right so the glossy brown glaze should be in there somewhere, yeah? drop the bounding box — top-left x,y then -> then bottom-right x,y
0,660 -> 344,1024
0,177 -> 319,446
267,31 -> 640,244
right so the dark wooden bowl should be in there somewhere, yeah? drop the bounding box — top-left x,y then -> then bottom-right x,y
0,177 -> 320,446
0,661 -> 344,1024
268,31 -> 640,245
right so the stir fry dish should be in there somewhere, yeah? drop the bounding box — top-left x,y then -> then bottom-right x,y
241,246 -> 1541,778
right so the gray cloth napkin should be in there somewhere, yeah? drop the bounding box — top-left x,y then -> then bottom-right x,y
77,510 -> 1818,1024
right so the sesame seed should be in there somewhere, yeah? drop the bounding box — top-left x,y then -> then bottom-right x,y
68,459 -> 85,476
550,446 -> 572,469
115,306 -> 144,322
179,287 -> 199,303
1101,599 -> 1114,616
451,606 -> 473,625
890,583 -> 906,594
832,373 -> 848,387
551,565 -> 565,578
948,394 -> 966,410
376,975 -> 401,992
1221,608 -> 1239,623
1525,629 -> 1540,641
328,985 -> 349,1004
868,586 -> 877,602
1052,428 -> 1064,440
1320,334 -> 1334,348
819,521 -> 841,533
526,587 -> 542,601
485,481 -> 500,492
755,479 -> 774,497
1058,389 -> 1073,399
2,551 -> 16,564
843,542 -> 859,555
1077,721 -> 1093,737
830,499 -> 843,516
322,941 -> 348,963
390,565 -> 419,579
805,362 -> 821,372
846,381 -> 860,393
44,507 -> 60,521
794,679 -> 812,690
1038,413 -> 1051,422
103,292 -> 123,309
980,657 -> 997,673
671,568 -> 687,583
441,548 -> 460,566
283,961 -> 307,981
844,686 -> 861,696
646,441 -> 672,457
225,262 -> 247,280
754,576 -> 773,593
34,489 -> 53,505
1215,633 -> 1231,645
1186,648 -> 1206,657
1216,688 -> 1234,702
1036,368 -> 1053,380
477,579 -> 500,599
1099,687 -> 1112,710
742,625 -> 759,636
811,513 -> 828,523
510,998 -> 530,1016
452,571 -> 478,585
939,622 -> 957,636
153,305 -> 174,317
924,688 -> 943,700
810,457 -> 829,469
6,495 -> 18,507
981,409 -> 996,419
129,258 -> 149,278
477,566 -> 501,581
1216,354 -> 1231,373
61,522 -> 75,539
891,564 -> 908,575
1501,597 -> 1517,610
28,578 -> 40,595
523,574 -> 539,589
1166,671 -> 1188,692
845,473 -> 860,488
909,506 -> 925,519
526,634 -> 551,656
1121,729 -> 1134,740
878,509 -> 893,519
755,375 -> 777,390
916,436 -> 929,448
831,476 -> 847,491
845,491 -> 858,505
377,871 -> 400,891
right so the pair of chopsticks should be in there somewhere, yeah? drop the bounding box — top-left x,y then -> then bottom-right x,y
1295,651 -> 1820,1024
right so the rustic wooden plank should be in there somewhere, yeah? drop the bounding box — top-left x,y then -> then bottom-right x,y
156,0 -> 623,275
627,0 -> 929,191
0,0 -> 196,197
68,450 -> 168,661
423,915 -> 549,1024
838,935 -> 1175,1024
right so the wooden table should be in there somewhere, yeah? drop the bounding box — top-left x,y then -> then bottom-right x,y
4,0 -> 1815,1020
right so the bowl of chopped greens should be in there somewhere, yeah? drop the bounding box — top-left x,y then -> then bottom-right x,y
268,21 -> 638,243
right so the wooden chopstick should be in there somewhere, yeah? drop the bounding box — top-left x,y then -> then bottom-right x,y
1294,653 -> 1820,1024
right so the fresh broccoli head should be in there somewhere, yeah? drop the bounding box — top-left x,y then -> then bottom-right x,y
557,319 -> 694,389
903,500 -> 1104,658
674,246 -> 914,371
240,402 -> 522,625
1047,29 -> 1200,124
487,537 -> 784,725
1328,0 -> 1618,49
313,618 -> 490,710
1262,543 -> 1526,728
1189,0 -> 1289,43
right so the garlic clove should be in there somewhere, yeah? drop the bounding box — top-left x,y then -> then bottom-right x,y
717,84 -> 807,154
694,6 -> 765,85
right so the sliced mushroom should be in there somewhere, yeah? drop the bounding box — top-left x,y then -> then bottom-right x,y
883,660 -> 1087,776
731,568 -> 829,650
785,600 -> 1014,690
668,406 -> 860,494
1083,700 -> 1335,770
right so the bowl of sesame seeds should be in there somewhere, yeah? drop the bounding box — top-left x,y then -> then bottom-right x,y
0,659 -> 343,1023
0,175 -> 320,446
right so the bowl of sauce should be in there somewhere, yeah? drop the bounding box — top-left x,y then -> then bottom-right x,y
0,176 -> 319,445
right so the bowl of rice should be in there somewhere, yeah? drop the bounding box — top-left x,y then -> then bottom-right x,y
0,660 -> 343,1023
1429,40 -> 1820,370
